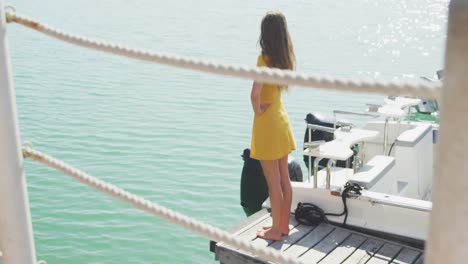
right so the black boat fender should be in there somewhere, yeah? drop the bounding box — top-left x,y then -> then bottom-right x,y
240,148 -> 303,217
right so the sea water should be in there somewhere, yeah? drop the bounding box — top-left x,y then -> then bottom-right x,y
5,0 -> 447,263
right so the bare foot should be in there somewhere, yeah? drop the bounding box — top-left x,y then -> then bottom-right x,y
256,229 -> 282,241
262,225 -> 290,236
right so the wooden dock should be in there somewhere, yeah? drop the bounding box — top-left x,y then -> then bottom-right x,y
213,209 -> 424,264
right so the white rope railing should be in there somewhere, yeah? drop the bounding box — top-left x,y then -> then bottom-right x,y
5,10 -> 441,99
22,147 -> 303,264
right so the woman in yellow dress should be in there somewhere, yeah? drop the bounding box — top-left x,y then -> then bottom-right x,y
250,11 -> 296,241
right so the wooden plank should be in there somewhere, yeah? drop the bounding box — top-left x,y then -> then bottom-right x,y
391,248 -> 421,264
214,210 -> 426,264
212,209 -> 270,254
366,243 -> 402,264
237,216 -> 273,242
300,228 -> 352,263
268,223 -> 316,252
228,209 -> 271,234
319,234 -> 367,264
413,254 -> 424,264
234,211 -> 271,237
283,223 -> 335,257
251,214 -> 299,248
342,238 -> 384,264
217,245 -> 266,264
216,214 -> 304,264
215,213 -> 272,260
216,215 -> 271,264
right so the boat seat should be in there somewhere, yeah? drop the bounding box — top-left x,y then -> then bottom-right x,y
395,123 -> 432,147
316,167 -> 354,189
348,155 -> 395,189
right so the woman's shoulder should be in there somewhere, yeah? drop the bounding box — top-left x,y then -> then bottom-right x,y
256,53 -> 270,67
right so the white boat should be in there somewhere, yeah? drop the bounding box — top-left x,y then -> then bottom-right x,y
281,96 -> 437,246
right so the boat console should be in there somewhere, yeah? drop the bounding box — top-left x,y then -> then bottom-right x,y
303,97 -> 432,199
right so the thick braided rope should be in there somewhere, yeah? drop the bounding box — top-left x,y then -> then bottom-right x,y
22,147 -> 302,264
6,11 -> 441,99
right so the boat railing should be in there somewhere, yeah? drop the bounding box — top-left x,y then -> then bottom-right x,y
306,123 -> 337,133
325,160 -> 336,190
333,109 -> 379,129
313,157 -> 323,188
304,124 -> 337,187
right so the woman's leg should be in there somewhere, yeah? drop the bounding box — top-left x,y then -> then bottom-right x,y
278,154 -> 292,235
257,159 -> 283,241
262,155 -> 292,235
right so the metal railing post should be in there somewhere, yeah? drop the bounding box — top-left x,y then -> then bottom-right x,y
0,2 -> 37,263
325,160 -> 335,190
426,0 -> 468,263
313,158 -> 322,188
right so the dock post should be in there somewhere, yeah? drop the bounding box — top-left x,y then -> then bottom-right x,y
426,0 -> 468,263
0,2 -> 37,264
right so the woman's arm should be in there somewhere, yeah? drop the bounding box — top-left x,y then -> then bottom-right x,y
251,81 -> 264,115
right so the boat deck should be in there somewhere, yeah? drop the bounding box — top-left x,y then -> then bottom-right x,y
213,209 -> 424,264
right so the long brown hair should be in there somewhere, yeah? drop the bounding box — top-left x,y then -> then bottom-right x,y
259,11 -> 296,75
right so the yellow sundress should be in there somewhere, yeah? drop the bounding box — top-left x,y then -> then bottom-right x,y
250,54 -> 296,160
